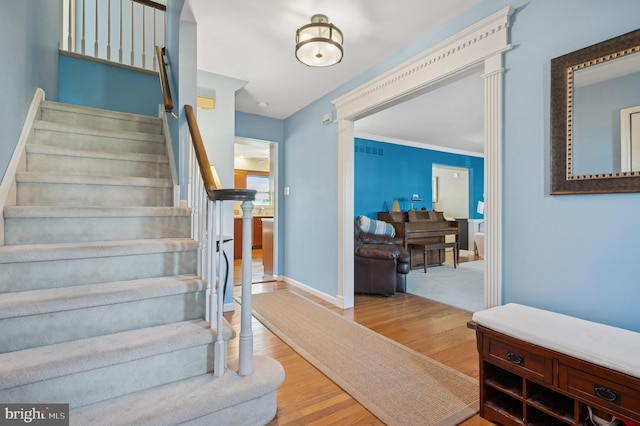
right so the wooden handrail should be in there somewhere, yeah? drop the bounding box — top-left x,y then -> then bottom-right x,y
184,104 -> 256,203
132,0 -> 166,11
185,104 -> 219,196
155,46 -> 173,114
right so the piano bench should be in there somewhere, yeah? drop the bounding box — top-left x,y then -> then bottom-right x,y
409,242 -> 458,273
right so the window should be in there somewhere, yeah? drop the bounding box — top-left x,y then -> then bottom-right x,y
246,174 -> 271,206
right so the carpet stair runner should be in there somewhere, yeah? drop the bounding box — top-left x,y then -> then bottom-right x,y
0,101 -> 282,425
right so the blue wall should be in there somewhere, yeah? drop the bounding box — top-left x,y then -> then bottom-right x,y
0,0 -> 60,182
284,98 -> 342,296
499,0 -> 640,332
236,112 -> 284,143
354,138 -> 484,220
281,0 -> 640,331
59,54 -> 163,117
165,0 -> 185,194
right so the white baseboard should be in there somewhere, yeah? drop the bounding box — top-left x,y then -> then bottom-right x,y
283,276 -> 340,307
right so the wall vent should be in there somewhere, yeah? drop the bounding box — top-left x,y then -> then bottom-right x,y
355,144 -> 384,157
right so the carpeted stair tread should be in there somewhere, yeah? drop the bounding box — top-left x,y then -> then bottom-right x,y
70,355 -> 284,426
42,101 -> 160,122
41,101 -> 162,133
0,275 -> 204,320
34,120 -> 165,143
26,143 -> 169,164
0,238 -> 197,263
0,320 -> 215,390
15,172 -> 172,188
3,206 -> 190,219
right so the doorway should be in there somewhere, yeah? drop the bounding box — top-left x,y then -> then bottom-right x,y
333,7 -> 512,309
233,138 -> 277,284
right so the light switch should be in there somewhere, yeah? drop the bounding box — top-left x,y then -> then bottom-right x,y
284,187 -> 290,196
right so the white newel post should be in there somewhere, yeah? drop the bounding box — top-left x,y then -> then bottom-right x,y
238,199 -> 254,376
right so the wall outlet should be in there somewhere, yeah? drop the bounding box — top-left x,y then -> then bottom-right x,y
284,186 -> 290,195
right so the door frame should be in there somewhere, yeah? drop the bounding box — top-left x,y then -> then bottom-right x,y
233,137 -> 279,281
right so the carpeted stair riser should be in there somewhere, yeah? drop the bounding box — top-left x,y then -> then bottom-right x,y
34,121 -> 166,155
26,144 -> 171,179
0,276 -> 206,352
70,356 -> 284,426
0,322 -> 216,409
0,239 -> 197,292
4,207 -> 190,244
16,173 -> 173,207
40,102 -> 163,135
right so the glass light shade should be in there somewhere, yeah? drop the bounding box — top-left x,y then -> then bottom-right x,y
295,14 -> 343,67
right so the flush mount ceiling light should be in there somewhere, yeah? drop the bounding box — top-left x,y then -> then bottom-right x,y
295,14 -> 343,67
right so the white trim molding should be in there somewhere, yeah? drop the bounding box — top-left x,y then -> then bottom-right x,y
333,6 -> 513,309
0,88 -> 45,246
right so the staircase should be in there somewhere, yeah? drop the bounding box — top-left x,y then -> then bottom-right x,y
0,101 -> 283,425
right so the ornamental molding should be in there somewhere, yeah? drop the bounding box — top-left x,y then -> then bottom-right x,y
333,6 -> 513,120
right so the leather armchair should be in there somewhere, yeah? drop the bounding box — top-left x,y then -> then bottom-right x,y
354,219 -> 410,296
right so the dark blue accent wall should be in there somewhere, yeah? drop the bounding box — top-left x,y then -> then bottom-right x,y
59,54 -> 163,117
354,138 -> 484,220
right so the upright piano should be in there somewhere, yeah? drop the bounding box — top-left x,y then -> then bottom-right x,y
378,210 -> 459,268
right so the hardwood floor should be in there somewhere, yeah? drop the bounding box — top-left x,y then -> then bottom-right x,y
228,252 -> 490,425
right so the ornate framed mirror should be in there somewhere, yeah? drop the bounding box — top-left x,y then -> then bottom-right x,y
551,28 -> 640,194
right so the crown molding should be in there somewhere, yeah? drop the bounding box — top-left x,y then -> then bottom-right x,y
333,6 -> 513,120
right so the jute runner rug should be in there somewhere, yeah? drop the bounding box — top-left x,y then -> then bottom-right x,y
249,290 -> 479,426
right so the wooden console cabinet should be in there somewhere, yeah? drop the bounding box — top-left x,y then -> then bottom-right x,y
234,216 -> 273,258
470,323 -> 640,425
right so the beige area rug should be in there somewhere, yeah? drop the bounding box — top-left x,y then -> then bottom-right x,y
407,260 -> 484,313
248,290 -> 479,426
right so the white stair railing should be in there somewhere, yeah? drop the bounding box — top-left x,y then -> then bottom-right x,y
184,105 -> 256,378
156,45 -> 256,378
60,0 -> 166,71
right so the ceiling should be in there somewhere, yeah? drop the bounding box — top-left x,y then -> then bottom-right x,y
189,0 -> 485,157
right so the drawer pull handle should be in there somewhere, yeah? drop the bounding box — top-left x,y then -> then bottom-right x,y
594,385 -> 620,404
506,351 -> 524,365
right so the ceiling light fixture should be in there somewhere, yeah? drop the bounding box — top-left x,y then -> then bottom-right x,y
295,14 -> 343,67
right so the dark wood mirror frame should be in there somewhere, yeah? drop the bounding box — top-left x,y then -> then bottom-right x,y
551,28 -> 640,194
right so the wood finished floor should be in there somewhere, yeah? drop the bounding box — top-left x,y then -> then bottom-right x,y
229,251 -> 491,425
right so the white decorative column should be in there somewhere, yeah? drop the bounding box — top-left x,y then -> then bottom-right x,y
483,54 -> 505,308
336,119 -> 355,309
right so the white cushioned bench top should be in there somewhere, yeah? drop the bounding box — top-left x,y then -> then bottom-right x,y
472,303 -> 640,379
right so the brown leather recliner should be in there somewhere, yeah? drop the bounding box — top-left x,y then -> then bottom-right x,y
354,219 -> 410,296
